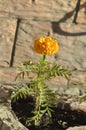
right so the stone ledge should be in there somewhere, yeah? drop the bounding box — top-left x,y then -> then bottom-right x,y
0,82 -> 86,130
67,126 -> 86,130
0,105 -> 28,130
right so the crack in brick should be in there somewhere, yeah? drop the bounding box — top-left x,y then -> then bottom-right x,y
10,19 -> 21,67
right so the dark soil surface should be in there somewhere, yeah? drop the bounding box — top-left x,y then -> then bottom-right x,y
11,96 -> 86,130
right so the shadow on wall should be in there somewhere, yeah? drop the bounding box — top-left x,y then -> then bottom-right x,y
51,1 -> 86,36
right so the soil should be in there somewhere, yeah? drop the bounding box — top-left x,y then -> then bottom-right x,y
11,96 -> 86,130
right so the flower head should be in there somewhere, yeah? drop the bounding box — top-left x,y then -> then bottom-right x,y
34,36 -> 59,55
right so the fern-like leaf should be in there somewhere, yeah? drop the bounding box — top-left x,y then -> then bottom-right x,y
79,94 -> 86,103
11,83 -> 30,102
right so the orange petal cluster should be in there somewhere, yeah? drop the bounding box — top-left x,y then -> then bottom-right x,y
34,36 -> 59,55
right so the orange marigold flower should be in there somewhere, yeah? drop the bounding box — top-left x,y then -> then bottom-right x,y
34,36 -> 59,55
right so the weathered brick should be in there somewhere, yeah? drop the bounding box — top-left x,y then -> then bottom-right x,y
0,67 -> 18,83
54,23 -> 86,70
0,19 -> 17,67
13,20 -> 86,86
70,71 -> 86,86
13,20 -> 86,69
0,0 -> 85,23
76,0 -> 86,24
0,0 -> 85,86
13,20 -> 54,66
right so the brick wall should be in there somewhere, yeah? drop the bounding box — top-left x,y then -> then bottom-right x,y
0,0 -> 86,87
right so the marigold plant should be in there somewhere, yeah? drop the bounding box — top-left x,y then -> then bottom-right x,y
11,36 -> 71,127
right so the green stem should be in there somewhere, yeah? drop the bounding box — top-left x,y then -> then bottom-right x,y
43,55 -> 46,61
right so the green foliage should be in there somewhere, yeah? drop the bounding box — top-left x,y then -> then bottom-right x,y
15,58 -> 71,81
69,80 -> 86,103
70,80 -> 86,86
79,94 -> 86,103
11,55 -> 71,126
47,64 -> 71,79
11,83 -> 30,102
26,83 -> 57,126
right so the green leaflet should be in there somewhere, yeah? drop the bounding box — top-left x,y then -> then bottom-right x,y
11,83 -> 31,102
